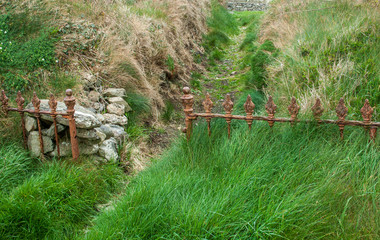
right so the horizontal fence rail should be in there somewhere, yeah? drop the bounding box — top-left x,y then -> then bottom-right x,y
0,89 -> 79,160
181,87 -> 379,142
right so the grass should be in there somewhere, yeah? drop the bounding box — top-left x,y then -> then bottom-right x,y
261,0 -> 380,119
0,141 -> 125,240
80,93 -> 379,239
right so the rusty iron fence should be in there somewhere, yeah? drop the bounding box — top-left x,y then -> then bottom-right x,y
181,87 -> 379,142
0,89 -> 79,160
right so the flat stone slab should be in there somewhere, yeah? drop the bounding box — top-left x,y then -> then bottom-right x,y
26,100 -> 102,129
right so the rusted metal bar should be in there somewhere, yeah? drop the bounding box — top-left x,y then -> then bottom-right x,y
191,113 -> 380,127
223,94 -> 234,139
244,95 -> 255,131
203,93 -> 213,136
181,87 -> 195,140
16,92 -> 27,148
181,88 -> 379,142
63,89 -> 79,161
32,92 -> 45,160
49,94 -> 60,159
5,108 -> 71,116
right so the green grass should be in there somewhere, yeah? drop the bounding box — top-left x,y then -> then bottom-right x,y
0,143 -> 125,240
265,0 -> 379,119
0,144 -> 37,194
80,105 -> 379,239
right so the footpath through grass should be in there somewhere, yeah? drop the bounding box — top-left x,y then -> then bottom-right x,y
81,117 -> 379,239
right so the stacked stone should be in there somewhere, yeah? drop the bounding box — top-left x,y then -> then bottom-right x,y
227,0 -> 269,11
24,88 -> 130,163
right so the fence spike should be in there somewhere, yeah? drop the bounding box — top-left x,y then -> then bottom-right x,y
181,87 -> 195,140
1,90 -> 9,117
49,94 -> 58,112
49,94 -> 60,159
31,92 -> 44,159
265,96 -> 277,127
223,94 -> 234,138
312,98 -> 324,122
244,95 -> 255,130
360,99 -> 373,125
16,91 -> 27,148
336,98 -> 348,140
203,93 -> 213,136
288,97 -> 300,123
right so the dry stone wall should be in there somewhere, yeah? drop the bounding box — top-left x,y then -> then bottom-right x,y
24,88 -> 130,162
227,0 -> 270,11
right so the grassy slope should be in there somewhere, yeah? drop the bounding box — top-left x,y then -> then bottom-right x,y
260,0 -> 379,119
81,118 -> 379,239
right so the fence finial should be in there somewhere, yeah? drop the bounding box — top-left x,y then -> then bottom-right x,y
265,96 -> 277,127
288,97 -> 300,122
244,95 -> 255,130
360,99 -> 373,125
181,87 -> 194,140
312,98 -> 324,122
16,91 -> 27,148
16,91 -> 25,110
1,90 -> 9,117
203,93 -> 213,136
223,94 -> 234,138
336,98 -> 348,140
49,94 -> 58,113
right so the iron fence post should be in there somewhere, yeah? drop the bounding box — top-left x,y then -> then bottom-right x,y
64,89 -> 79,160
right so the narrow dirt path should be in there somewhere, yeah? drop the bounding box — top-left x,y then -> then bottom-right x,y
202,25 -> 248,101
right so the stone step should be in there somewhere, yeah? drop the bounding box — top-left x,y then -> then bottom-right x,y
227,0 -> 269,11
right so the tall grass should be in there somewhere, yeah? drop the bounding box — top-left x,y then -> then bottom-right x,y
0,144 -> 36,193
261,0 -> 379,119
0,151 -> 125,239
81,112 -> 379,239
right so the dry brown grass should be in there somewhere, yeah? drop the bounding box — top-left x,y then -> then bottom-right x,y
14,0 -> 210,120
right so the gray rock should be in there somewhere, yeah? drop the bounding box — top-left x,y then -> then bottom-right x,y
108,124 -> 127,143
99,138 -> 119,162
27,131 -> 54,157
98,124 -> 114,138
77,128 -> 105,141
79,142 -> 99,155
102,114 -> 128,126
26,100 -> 101,129
42,124 -> 65,138
50,141 -> 72,157
25,116 -> 37,132
88,91 -> 101,102
96,114 -> 105,123
107,103 -> 125,116
103,88 -> 126,98
107,97 -> 132,112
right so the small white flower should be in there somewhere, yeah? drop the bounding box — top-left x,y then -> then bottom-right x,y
0,47 -> 2,50
56,60 -> 59,63
4,31 -> 7,34
42,58 -> 45,61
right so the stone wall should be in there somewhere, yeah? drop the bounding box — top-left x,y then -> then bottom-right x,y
227,0 -> 270,11
24,88 -> 130,162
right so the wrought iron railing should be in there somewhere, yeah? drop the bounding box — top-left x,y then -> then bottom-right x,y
181,87 -> 379,142
0,89 -> 79,160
